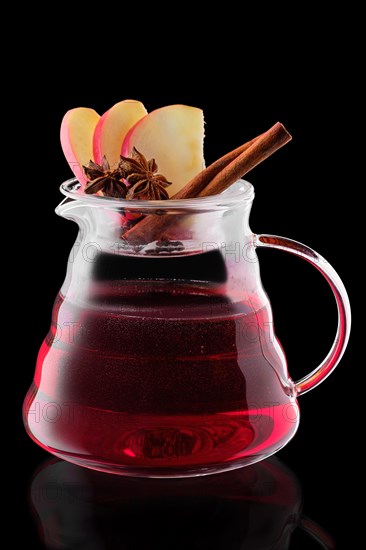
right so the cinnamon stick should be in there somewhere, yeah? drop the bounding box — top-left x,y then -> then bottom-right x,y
199,123 -> 291,196
173,134 -> 261,199
123,122 -> 291,244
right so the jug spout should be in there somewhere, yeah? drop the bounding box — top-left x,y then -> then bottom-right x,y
55,197 -> 86,224
55,192 -> 130,249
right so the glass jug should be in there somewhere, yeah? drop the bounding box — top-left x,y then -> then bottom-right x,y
23,179 -> 351,477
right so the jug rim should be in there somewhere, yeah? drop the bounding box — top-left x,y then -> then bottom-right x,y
60,178 -> 254,210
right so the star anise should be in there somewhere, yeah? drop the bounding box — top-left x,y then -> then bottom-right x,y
120,147 -> 172,200
83,156 -> 127,198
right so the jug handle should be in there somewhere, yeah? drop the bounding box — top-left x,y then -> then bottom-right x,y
254,234 -> 351,395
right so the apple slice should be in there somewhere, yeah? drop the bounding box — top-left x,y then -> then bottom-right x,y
60,108 -> 100,185
122,104 -> 205,196
93,100 -> 147,167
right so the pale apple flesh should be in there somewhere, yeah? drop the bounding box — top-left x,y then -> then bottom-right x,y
122,104 -> 205,196
93,100 -> 147,167
60,108 -> 100,185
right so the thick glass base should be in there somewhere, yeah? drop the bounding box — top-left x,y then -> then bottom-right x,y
45,450 -> 280,478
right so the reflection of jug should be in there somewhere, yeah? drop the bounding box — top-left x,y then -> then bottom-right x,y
30,457 -> 335,549
24,179 -> 351,476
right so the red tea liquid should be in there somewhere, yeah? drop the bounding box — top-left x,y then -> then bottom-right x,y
24,252 -> 299,475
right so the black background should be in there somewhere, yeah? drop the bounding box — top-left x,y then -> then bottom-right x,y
12,19 -> 358,549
